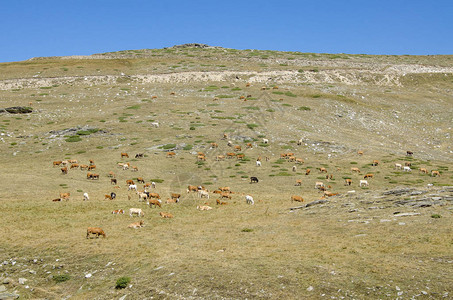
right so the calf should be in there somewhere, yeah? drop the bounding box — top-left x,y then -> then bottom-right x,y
86,227 -> 106,238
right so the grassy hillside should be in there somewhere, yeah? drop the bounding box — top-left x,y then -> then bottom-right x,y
0,45 -> 452,299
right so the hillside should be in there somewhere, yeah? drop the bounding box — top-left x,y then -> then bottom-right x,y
0,45 -> 452,299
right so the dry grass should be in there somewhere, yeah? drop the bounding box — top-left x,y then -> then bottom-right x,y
0,47 -> 452,299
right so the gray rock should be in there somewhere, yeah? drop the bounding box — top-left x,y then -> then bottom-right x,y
18,278 -> 27,285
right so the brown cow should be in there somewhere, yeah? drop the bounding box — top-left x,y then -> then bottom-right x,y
234,145 -> 242,152
216,155 -> 225,161
60,192 -> 70,201
70,164 -> 79,169
344,179 -> 352,186
111,178 -> 117,185
220,192 -> 232,199
121,152 -> 129,158
216,199 -> 228,205
372,160 -> 379,166
305,169 -> 311,175
357,151 -> 364,155
105,194 -> 113,200
87,227 -> 106,238
166,152 -> 176,158
351,167 -> 361,173
319,167 -> 327,173
108,171 -> 115,178
88,165 -> 96,171
166,198 -> 179,204
419,168 -> 428,174
160,212 -> 174,218
128,220 -> 144,229
149,199 -> 162,208
137,177 -> 145,184
187,185 -> 198,193
364,174 -> 374,179
226,152 -> 236,159
112,209 -> 124,214
295,179 -> 302,186
61,167 -> 68,174
126,179 -> 135,185
53,161 -> 62,167
211,142 -> 218,148
236,154 -> 244,160
431,170 -> 441,177
291,195 -> 304,202
171,193 -> 181,200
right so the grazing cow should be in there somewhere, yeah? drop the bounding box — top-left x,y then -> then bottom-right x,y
121,152 -> 129,158
112,209 -> 124,214
135,153 -> 144,159
171,193 -> 181,201
87,172 -> 93,179
197,205 -> 212,211
296,158 -> 304,164
419,168 -> 428,174
226,152 -> 236,159
148,192 -> 160,200
234,145 -> 242,152
53,161 -> 62,167
126,179 -> 135,185
88,165 -> 96,171
236,154 -> 245,160
359,180 -> 369,187
222,133 -> 228,139
431,170 -> 440,177
70,164 -> 79,169
315,182 -> 325,189
152,96 -> 158,99
198,190 -> 210,199
91,174 -> 99,180
262,138 -> 269,144
319,167 -> 327,173
105,194 -> 113,200
197,155 -> 206,161
83,193 -> 89,201
295,179 -> 302,186
61,167 -> 68,175
372,160 -> 379,166
357,151 -> 364,155
211,142 -> 218,148
128,220 -> 144,229
324,191 -> 339,197
136,177 -> 145,184
187,185 -> 198,193
351,167 -> 361,173
219,187 -> 230,192
305,169 -> 311,175
405,162 -> 412,167
160,212 -> 174,218
151,122 -> 159,128
166,152 -> 176,158
297,139 -> 303,146
227,140 -> 233,147
256,160 -> 262,167
68,159 -> 78,164
108,171 -> 115,178
344,179 -> 352,186
86,227 -> 106,238
131,166 -> 138,172
291,195 -> 304,202
129,208 -> 144,217
216,155 -> 225,161
80,164 -> 89,170
364,174 -> 374,179
111,178 -> 117,185
137,192 -> 148,202
166,198 -> 179,204
128,184 -> 137,191
246,143 -> 253,149
245,195 -> 254,205
403,166 -> 412,172
148,199 -> 162,208
395,163 -> 402,170
288,156 -> 296,162
406,151 -> 413,156
89,159 -> 95,165
220,192 -> 232,199
280,153 -> 287,159
216,199 -> 228,205
250,176 -> 259,183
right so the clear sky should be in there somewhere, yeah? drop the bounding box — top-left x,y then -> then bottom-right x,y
1,0 -> 452,62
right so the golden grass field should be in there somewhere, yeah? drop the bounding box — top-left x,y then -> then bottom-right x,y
0,46 -> 452,299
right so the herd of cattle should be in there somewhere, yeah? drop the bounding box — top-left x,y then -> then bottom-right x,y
52,136 -> 442,239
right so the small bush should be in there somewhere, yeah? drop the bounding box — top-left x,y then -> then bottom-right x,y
247,124 -> 259,130
65,136 -> 82,143
53,274 -> 71,283
115,276 -> 131,289
163,144 -> 176,149
183,144 -> 193,150
190,126 -> 196,130
242,228 -> 253,232
149,178 -> 164,183
298,106 -> 311,111
431,214 -> 441,219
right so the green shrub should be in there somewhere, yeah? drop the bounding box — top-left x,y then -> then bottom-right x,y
149,178 -> 164,183
53,274 -> 71,283
431,214 -> 441,219
115,276 -> 131,289
247,124 -> 259,130
241,228 -> 253,232
183,144 -> 193,150
162,144 -> 176,149
65,136 -> 82,143
298,106 -> 311,111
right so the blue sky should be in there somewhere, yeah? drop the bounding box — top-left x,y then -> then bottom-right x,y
0,0 -> 452,62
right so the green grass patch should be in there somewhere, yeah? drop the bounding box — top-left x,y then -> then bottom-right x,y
115,276 -> 131,289
53,274 -> 71,283
65,136 -> 82,143
126,105 -> 141,110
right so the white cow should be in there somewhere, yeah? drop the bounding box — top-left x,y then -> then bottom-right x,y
129,208 -> 144,217
403,166 -> 412,172
262,138 -> 269,144
151,122 -> 159,128
83,192 -> 89,201
245,195 -> 254,205
395,163 -> 402,170
359,180 -> 369,187
256,160 -> 261,167
128,184 -> 137,191
198,190 -> 209,199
